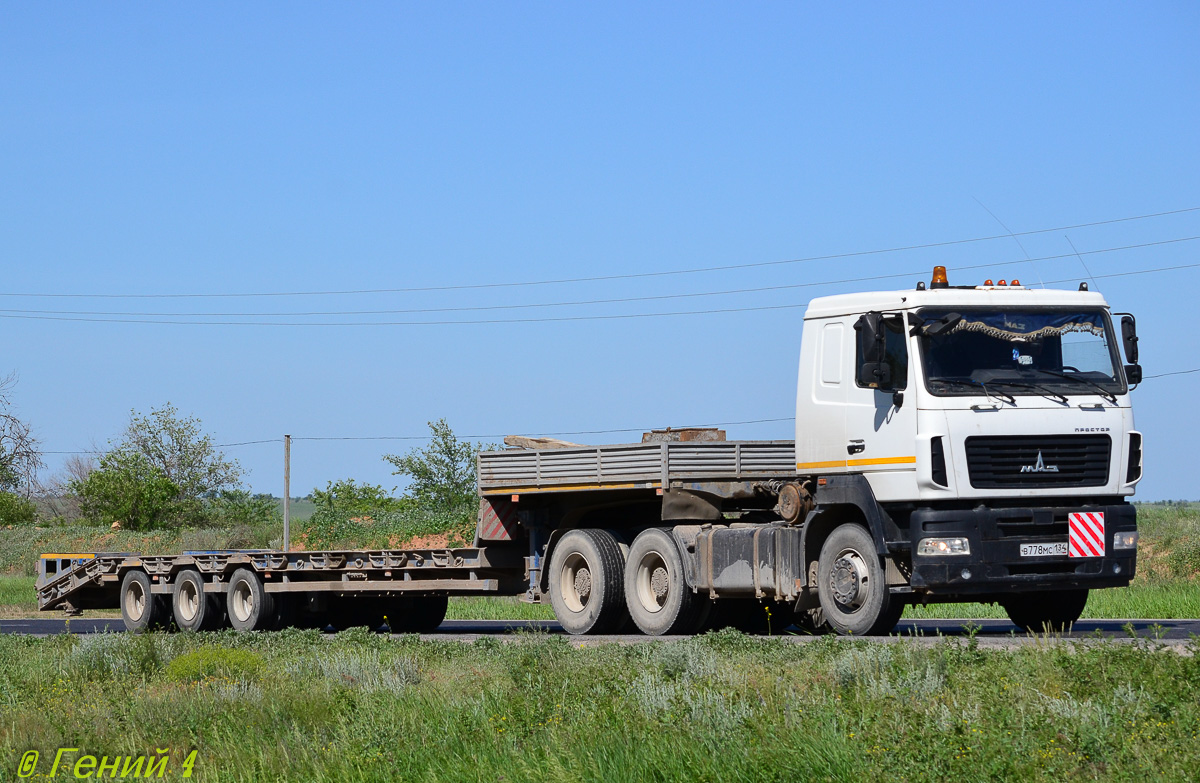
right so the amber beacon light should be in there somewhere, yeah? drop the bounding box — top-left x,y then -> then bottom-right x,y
930,266 -> 949,289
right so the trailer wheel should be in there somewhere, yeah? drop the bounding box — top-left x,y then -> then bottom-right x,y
1002,589 -> 1088,633
120,570 -> 170,632
172,570 -> 226,632
226,568 -> 275,631
624,528 -> 705,636
816,523 -> 900,636
549,529 -> 628,635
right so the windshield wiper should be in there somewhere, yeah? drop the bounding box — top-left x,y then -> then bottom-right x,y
1028,369 -> 1118,404
988,380 -> 1069,405
931,378 -> 1016,405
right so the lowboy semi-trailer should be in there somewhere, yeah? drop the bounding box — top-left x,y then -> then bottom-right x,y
38,267 -> 1143,636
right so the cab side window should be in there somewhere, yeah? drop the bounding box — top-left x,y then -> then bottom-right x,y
855,316 -> 908,389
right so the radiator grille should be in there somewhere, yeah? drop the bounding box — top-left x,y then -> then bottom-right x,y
965,435 -> 1111,489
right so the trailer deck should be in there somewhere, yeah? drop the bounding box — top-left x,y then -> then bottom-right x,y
37,545 -> 525,613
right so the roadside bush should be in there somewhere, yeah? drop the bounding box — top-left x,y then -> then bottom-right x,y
311,479 -> 409,516
302,505 -> 474,550
72,450 -> 180,530
206,490 -> 281,528
165,647 -> 264,683
0,491 -> 36,525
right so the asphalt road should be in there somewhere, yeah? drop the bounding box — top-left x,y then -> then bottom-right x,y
3,617 -> 1197,646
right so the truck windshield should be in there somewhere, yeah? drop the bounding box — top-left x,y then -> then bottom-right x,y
917,308 -> 1125,398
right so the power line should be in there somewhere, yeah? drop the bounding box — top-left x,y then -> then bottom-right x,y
4,205 -> 1198,300
2,255 -> 1198,328
1144,368 -> 1200,379
3,235 -> 1197,320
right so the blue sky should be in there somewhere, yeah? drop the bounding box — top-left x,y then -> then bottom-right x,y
2,3 -> 1198,499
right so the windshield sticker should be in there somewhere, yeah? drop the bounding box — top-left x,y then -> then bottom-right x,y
1012,350 -> 1033,365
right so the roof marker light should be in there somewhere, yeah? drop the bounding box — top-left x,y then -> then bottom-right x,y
997,280 -> 1007,286
931,266 -> 949,289
1010,279 -> 1020,286
983,279 -> 993,286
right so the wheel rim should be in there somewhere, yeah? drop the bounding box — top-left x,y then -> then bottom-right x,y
558,553 -> 592,613
230,579 -> 254,623
125,580 -> 146,621
634,551 -> 670,614
178,580 -> 200,622
829,547 -> 871,613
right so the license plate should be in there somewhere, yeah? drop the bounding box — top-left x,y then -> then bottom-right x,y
1020,542 -> 1068,557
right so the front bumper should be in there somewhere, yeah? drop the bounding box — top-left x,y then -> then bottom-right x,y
907,502 -> 1136,596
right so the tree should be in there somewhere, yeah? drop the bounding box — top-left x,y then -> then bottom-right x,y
120,404 -> 241,500
72,404 -> 243,529
0,374 -> 43,524
0,373 -> 43,495
383,419 -> 482,511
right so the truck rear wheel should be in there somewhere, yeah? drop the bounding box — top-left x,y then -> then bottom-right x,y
226,568 -> 276,631
625,528 -> 705,636
120,570 -> 170,632
549,529 -> 628,635
1002,589 -> 1088,633
816,523 -> 901,636
384,595 -> 449,633
172,570 -> 226,632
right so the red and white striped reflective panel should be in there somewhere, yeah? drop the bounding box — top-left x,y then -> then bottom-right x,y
1068,512 -> 1105,558
477,498 -> 519,542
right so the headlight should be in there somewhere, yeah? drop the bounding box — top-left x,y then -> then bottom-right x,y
1113,531 -> 1138,550
917,537 -> 971,556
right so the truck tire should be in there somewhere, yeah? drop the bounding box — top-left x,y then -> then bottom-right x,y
624,527 -> 706,636
172,570 -> 226,632
226,568 -> 276,631
329,597 -> 387,631
549,528 -> 628,635
384,595 -> 449,633
120,570 -> 170,632
816,523 -> 901,636
1002,589 -> 1088,633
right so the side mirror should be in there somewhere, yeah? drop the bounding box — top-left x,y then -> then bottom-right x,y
859,361 -> 892,387
1125,364 -> 1142,385
855,311 -> 892,388
1120,315 -> 1139,364
856,312 -> 886,362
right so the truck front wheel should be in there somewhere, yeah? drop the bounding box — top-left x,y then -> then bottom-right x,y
625,528 -> 706,636
549,529 -> 628,635
1002,589 -> 1088,633
816,523 -> 901,636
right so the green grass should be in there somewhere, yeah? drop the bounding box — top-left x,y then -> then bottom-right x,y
1,630 -> 1198,781
0,575 -> 33,607
445,596 -> 555,621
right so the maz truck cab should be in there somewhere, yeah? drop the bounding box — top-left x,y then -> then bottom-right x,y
795,267 -> 1141,632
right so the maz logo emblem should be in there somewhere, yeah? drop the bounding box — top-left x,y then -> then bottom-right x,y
1020,450 -> 1059,473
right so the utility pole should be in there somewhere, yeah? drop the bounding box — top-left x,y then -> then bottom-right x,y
283,434 -> 291,551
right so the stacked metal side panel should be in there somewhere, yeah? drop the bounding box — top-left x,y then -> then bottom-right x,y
477,441 -> 796,492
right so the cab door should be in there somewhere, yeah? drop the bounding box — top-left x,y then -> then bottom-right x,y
845,312 -> 919,500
